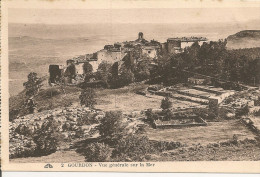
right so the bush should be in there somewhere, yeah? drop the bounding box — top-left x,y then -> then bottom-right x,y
161,96 -> 172,110
83,142 -> 112,162
79,88 -> 97,108
162,109 -> 174,121
33,117 -> 62,156
98,111 -> 127,144
145,109 -> 158,127
112,135 -> 154,161
151,141 -> 182,152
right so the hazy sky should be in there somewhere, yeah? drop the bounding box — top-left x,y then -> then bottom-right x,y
8,7 -> 260,25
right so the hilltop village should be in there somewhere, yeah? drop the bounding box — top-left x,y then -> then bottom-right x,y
49,32 -> 207,85
9,31 -> 260,162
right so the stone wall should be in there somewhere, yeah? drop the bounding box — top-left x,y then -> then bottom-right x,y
97,49 -> 123,64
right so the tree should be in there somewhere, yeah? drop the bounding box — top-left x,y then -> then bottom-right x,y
79,88 -> 97,108
96,61 -> 112,87
118,68 -> 135,87
134,59 -> 151,82
33,116 -> 62,156
23,72 -> 43,97
98,111 -> 127,144
161,96 -> 172,110
83,142 -> 112,162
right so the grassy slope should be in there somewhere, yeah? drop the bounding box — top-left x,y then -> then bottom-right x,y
9,83 -> 151,118
9,86 -> 81,119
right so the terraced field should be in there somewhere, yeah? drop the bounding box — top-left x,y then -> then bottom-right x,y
145,120 -> 257,146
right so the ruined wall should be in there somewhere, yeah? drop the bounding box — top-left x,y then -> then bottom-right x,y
75,63 -> 84,75
89,60 -> 99,72
49,65 -> 64,83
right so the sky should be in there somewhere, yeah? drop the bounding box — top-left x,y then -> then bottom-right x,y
8,7 -> 260,25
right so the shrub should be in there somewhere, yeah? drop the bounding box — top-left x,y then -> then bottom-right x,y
23,72 -> 43,97
161,96 -> 172,110
151,141 -> 182,152
162,109 -> 174,121
33,117 -> 62,156
83,142 -> 112,162
79,88 -> 97,108
235,105 -> 249,117
112,135 -> 154,161
145,109 -> 158,127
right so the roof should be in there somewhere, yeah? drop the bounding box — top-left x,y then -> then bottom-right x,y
167,37 -> 207,42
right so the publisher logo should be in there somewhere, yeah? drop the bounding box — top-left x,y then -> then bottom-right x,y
44,164 -> 53,168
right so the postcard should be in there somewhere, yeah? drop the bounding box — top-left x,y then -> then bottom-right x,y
1,0 -> 260,173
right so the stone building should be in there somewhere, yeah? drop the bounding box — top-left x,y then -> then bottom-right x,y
49,65 -> 65,84
141,45 -> 158,59
167,37 -> 207,54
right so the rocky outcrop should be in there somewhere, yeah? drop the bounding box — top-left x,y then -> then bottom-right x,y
9,106 -> 104,158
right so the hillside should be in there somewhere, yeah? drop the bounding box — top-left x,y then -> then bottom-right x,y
227,30 -> 260,49
9,83 -> 151,121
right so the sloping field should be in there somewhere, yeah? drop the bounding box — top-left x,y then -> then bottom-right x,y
145,120 -> 257,146
96,92 -> 161,113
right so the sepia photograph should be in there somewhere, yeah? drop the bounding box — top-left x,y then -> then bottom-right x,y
1,0 -> 260,173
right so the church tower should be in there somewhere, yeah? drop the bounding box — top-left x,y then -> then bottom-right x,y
138,32 -> 144,40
